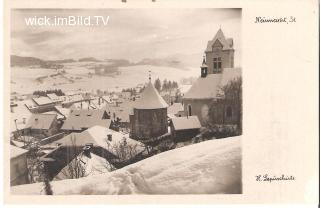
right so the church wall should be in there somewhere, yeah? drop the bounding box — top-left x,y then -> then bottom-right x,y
183,98 -> 240,127
183,98 -> 213,125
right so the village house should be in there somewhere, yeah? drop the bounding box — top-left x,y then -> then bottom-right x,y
10,100 -> 32,140
170,116 -> 202,142
26,113 -> 59,139
183,28 -> 241,126
41,125 -> 146,180
130,79 -> 169,140
167,102 -> 185,118
106,100 -> 136,131
10,145 -> 29,186
25,97 -> 56,113
61,94 -> 90,108
46,93 -> 63,104
61,109 -> 111,133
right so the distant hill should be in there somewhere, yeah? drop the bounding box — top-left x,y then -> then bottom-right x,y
78,57 -> 101,62
11,55 -> 43,67
10,55 -> 76,68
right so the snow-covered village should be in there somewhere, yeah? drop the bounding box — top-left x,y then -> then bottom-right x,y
9,9 -> 242,195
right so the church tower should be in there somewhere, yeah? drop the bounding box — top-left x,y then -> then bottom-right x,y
204,28 -> 234,74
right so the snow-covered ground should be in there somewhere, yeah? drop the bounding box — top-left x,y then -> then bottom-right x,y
11,136 -> 241,195
10,63 -> 198,95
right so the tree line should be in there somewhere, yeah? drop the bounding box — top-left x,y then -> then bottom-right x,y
154,78 -> 179,92
33,89 -> 65,97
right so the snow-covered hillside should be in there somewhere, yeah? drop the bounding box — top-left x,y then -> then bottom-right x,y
11,136 -> 241,195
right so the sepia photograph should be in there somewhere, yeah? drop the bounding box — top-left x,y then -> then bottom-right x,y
8,8 -> 242,195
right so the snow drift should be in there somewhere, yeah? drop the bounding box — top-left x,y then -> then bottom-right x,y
11,136 -> 242,195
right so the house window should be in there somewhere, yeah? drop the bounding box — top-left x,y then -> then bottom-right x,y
213,57 -> 222,71
226,106 -> 233,118
188,104 -> 192,116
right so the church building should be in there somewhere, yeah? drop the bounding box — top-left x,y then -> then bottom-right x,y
183,28 -> 241,126
130,77 -> 168,140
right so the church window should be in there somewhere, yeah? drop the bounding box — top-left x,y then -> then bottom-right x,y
188,104 -> 192,116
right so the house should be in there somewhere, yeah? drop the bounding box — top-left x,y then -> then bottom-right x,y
130,79 -> 168,140
26,114 -> 59,139
53,150 -> 114,180
30,96 -> 56,113
61,94 -> 88,108
47,93 -> 62,104
10,145 -> 29,186
168,102 -> 185,118
54,106 -> 71,119
105,100 -> 136,130
10,100 -> 32,140
183,28 -> 241,126
61,109 -> 111,133
170,116 -> 201,142
41,125 -> 146,179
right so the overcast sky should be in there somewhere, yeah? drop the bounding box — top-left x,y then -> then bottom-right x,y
11,9 -> 241,66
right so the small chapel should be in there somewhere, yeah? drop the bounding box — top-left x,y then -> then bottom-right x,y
129,76 -> 168,140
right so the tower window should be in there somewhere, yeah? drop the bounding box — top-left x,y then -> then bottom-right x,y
213,57 -> 222,71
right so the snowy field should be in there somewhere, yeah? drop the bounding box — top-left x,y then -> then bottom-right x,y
10,62 -> 198,95
11,136 -> 241,195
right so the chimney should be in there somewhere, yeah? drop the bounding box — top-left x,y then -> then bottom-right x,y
107,134 -> 112,141
83,143 -> 92,157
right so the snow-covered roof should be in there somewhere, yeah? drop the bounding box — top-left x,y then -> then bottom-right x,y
41,111 -> 65,120
32,97 -> 54,106
10,145 -> 28,159
61,109 -> 110,131
102,96 -> 112,104
54,106 -> 71,118
206,28 -> 234,52
134,82 -> 168,109
55,126 -> 145,158
62,94 -> 85,104
184,68 -> 241,99
168,103 -> 184,115
54,151 -> 113,181
184,74 -> 222,99
11,136 -> 241,195
171,116 -> 201,130
10,100 -> 32,132
26,114 -> 57,130
179,84 -> 192,94
47,93 -> 61,102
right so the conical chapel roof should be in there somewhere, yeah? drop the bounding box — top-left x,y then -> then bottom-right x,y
134,81 -> 168,110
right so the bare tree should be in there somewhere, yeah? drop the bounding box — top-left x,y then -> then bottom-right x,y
59,135 -> 88,179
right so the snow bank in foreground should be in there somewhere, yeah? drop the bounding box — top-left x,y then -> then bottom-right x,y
11,136 -> 241,195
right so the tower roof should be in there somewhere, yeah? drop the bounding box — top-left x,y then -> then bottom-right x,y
134,82 -> 168,109
206,28 -> 233,52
